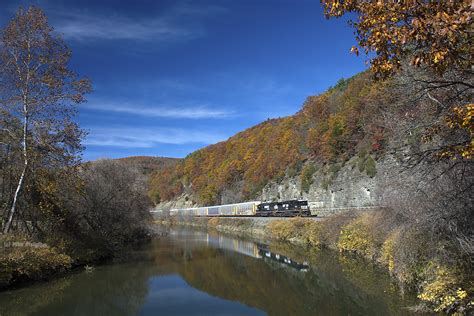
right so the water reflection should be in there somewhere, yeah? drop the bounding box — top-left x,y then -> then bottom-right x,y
172,229 -> 310,272
0,227 -> 424,316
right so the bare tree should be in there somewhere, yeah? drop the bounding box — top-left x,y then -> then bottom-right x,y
0,6 -> 91,233
373,65 -> 474,262
62,160 -> 152,254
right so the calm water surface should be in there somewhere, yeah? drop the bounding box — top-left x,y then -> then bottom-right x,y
0,227 -> 424,316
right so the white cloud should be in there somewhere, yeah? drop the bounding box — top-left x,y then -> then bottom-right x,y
84,127 -> 226,148
82,101 -> 233,119
56,14 -> 194,42
49,3 -> 227,42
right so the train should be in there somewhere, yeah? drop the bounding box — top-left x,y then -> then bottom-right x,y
169,199 -> 312,217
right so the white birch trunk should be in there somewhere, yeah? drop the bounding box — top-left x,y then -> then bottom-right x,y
3,99 -> 28,234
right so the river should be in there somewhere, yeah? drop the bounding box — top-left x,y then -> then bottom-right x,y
0,226 -> 425,315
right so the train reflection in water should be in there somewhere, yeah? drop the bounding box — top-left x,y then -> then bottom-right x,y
258,247 -> 310,272
200,231 -> 310,272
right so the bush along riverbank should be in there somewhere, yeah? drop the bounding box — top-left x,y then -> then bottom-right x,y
0,231 -> 153,291
160,211 -> 473,314
0,159 -> 154,291
0,236 -> 72,290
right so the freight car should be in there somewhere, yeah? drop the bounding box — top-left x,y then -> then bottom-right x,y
169,201 -> 260,217
256,199 -> 311,217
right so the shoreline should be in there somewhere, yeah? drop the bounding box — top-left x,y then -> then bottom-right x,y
0,230 -> 158,292
157,213 -> 472,314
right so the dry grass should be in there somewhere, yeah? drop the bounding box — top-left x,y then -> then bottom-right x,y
0,246 -> 72,289
266,218 -> 321,245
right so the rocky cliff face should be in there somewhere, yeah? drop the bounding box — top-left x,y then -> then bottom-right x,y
259,154 -> 400,216
154,194 -> 194,211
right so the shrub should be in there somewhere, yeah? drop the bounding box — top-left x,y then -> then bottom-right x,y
233,219 -> 253,229
149,190 -> 161,205
388,227 -> 430,287
318,212 -> 356,248
63,159 -> 152,257
266,218 -> 316,243
302,220 -> 323,247
265,218 -> 324,248
0,247 -> 72,288
329,163 -> 341,176
418,262 -> 472,314
337,213 -> 378,259
300,163 -> 317,193
266,219 -> 297,240
356,152 -> 377,177
321,177 -> 331,190
365,156 -> 377,177
380,229 -> 400,274
357,158 -> 366,173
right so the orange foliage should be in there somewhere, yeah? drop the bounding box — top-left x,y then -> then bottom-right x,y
321,0 -> 472,78
150,72 -> 384,205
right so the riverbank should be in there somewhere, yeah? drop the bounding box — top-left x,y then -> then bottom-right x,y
159,212 -> 473,314
0,240 -> 72,291
0,227 -> 158,291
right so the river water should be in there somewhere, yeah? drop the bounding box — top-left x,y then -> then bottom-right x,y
0,227 -> 425,316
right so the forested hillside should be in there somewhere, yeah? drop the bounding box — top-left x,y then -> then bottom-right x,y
149,72 -> 388,205
114,156 -> 180,176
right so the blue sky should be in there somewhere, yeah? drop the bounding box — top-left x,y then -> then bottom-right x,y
1,0 -> 367,160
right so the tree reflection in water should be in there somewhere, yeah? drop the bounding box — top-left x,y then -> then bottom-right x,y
0,227 -> 421,316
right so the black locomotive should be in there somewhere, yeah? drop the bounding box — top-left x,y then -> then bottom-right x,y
256,199 -> 311,217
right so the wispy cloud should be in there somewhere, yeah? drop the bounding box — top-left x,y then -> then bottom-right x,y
55,14 -> 194,42
84,127 -> 226,148
83,100 -> 233,119
48,3 -> 227,42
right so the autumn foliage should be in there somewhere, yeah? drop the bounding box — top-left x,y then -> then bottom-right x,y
149,73 -> 385,205
320,0 -> 473,79
321,0 -> 473,161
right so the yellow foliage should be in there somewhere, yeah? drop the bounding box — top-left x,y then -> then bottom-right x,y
321,0 -> 472,78
380,230 -> 399,274
417,262 -> 472,313
266,218 -> 322,246
266,219 -> 298,241
304,221 -> 323,247
337,214 -> 377,259
442,103 -> 474,160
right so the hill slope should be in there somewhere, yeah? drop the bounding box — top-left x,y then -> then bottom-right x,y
114,156 -> 180,176
149,72 -> 386,205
